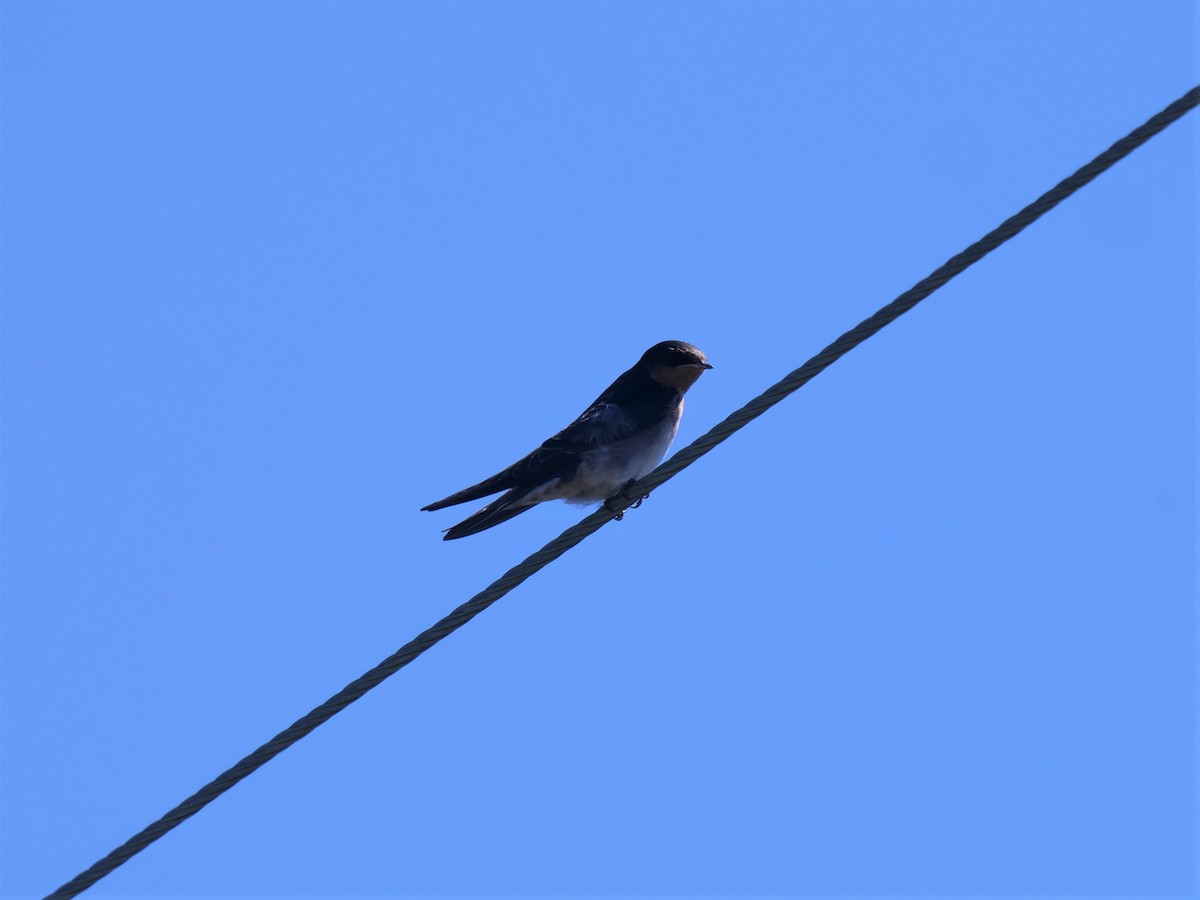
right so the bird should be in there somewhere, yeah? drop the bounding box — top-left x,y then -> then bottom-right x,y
422,340 -> 713,540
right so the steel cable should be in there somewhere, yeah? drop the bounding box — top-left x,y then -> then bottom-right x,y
46,83 -> 1199,900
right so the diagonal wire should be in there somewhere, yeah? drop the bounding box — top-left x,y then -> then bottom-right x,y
46,84 -> 1199,900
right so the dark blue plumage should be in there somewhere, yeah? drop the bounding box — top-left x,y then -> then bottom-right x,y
422,341 -> 712,539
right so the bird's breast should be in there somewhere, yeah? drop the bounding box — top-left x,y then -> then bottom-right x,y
562,407 -> 682,503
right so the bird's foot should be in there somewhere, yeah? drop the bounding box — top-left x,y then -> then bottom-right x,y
606,481 -> 649,521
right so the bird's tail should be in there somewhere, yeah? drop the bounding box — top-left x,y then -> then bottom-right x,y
442,490 -> 539,540
421,468 -> 521,512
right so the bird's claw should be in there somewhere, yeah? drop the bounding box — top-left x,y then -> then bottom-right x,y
608,486 -> 649,521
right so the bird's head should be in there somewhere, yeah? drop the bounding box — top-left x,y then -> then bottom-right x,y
640,340 -> 713,393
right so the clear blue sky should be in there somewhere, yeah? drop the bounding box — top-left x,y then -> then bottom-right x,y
2,2 -> 1196,898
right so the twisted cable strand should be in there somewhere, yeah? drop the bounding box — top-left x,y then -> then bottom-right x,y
630,84 -> 1200,498
46,83 -> 1199,900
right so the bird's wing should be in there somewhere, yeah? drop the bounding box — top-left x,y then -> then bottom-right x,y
541,398 -> 639,451
421,401 -> 638,512
507,399 -> 638,482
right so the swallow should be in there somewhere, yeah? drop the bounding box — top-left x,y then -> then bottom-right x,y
422,340 -> 712,540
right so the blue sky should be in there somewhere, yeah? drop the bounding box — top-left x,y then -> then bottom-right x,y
2,2 -> 1197,898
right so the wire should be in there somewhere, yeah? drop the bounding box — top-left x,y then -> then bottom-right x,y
46,83 -> 1199,900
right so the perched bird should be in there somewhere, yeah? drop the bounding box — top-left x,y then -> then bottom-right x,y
423,340 -> 712,540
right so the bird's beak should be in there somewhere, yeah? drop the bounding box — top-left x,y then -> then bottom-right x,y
702,363 -> 714,369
